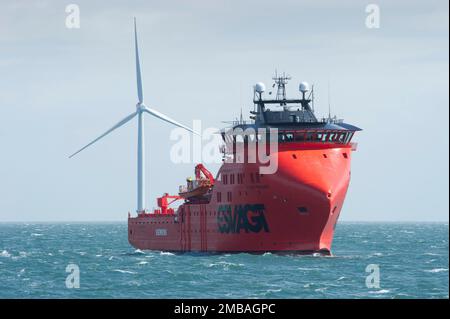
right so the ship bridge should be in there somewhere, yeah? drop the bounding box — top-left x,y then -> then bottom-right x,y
220,73 -> 361,147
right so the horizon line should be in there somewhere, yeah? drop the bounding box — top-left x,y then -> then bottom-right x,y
0,220 -> 448,224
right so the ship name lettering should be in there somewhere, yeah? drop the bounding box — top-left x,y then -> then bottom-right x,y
217,204 -> 269,234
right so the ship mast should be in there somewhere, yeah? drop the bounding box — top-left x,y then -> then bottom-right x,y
273,71 -> 292,104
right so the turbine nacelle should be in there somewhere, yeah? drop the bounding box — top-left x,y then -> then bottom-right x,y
136,102 -> 146,112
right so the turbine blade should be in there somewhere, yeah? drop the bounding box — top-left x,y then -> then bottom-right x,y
143,107 -> 199,135
69,112 -> 137,158
134,18 -> 144,104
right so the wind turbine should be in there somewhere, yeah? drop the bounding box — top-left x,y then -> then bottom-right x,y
69,18 -> 197,213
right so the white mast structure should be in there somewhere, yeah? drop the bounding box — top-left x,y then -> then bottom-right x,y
70,18 -> 197,213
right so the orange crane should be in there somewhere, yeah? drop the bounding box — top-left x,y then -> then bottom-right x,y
194,164 -> 215,186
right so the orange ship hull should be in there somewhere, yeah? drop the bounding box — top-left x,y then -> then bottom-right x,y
128,142 -> 353,254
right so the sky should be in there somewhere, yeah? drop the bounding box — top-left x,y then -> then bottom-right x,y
0,0 -> 448,221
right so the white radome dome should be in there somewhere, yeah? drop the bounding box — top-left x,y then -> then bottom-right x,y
299,82 -> 310,93
255,82 -> 266,93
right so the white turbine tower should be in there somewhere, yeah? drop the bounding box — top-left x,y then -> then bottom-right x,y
70,18 -> 196,213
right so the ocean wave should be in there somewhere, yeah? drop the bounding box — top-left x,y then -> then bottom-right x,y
160,251 -> 175,256
137,261 -> 148,265
266,288 -> 282,293
314,287 -> 328,292
424,268 -> 448,273
261,288 -> 282,296
369,289 -> 390,294
297,267 -> 316,271
207,261 -> 244,270
112,269 -> 137,274
0,250 -> 11,258
31,233 -> 43,237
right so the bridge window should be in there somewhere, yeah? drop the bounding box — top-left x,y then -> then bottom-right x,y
285,133 -> 294,141
345,132 -> 354,143
295,132 -> 305,141
278,130 -> 354,144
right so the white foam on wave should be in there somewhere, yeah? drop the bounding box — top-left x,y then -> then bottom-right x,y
160,251 -> 175,256
31,233 -> 43,237
137,261 -> 148,265
0,250 -> 11,258
425,268 -> 448,273
369,289 -> 390,294
113,269 -> 137,274
207,261 -> 244,269
266,288 -> 282,293
297,267 -> 316,271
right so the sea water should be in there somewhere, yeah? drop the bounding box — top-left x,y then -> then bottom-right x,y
0,222 -> 448,298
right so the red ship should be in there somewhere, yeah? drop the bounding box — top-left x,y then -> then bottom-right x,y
128,75 -> 360,255
70,20 -> 361,255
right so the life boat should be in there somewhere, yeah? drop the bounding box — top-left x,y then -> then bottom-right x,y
178,164 -> 214,199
